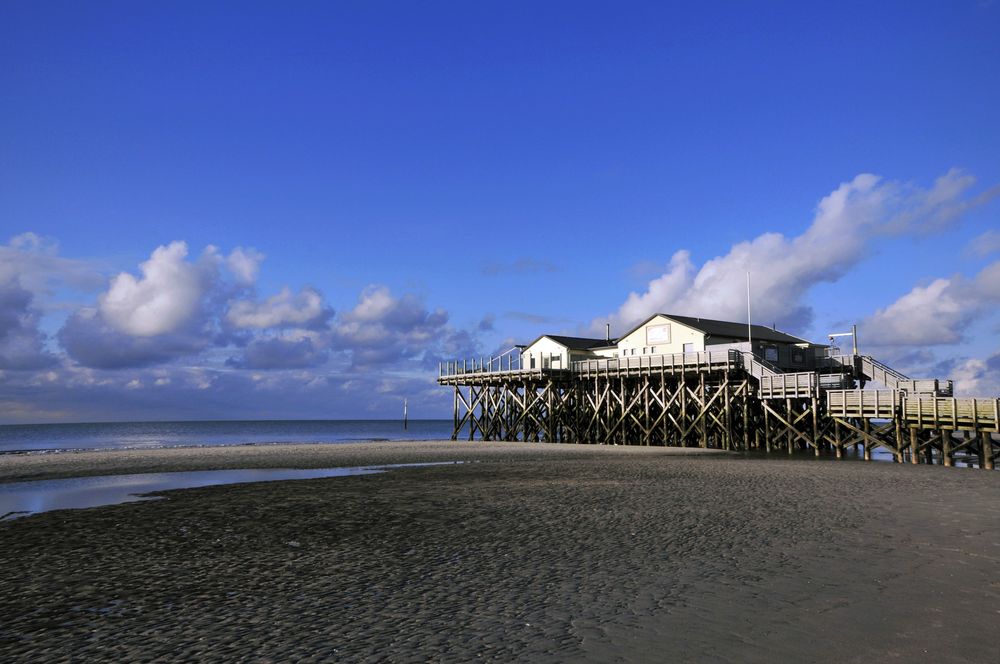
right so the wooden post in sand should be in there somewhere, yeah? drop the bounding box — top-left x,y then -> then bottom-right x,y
786,398 -> 794,455
763,406 -> 771,453
982,432 -> 994,471
452,386 -> 459,440
811,397 -> 820,457
863,418 -> 872,461
742,384 -> 751,450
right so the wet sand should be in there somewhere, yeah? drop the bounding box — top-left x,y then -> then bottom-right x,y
1,441 -> 998,662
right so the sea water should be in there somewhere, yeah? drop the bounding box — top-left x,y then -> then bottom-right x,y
0,462 -> 463,519
0,419 -> 454,454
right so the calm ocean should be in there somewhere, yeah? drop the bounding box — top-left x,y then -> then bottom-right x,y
0,420 -> 454,454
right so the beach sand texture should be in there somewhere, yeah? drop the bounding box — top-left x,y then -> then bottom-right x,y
1,441 -> 998,662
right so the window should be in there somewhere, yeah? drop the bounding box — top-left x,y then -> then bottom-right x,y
646,324 -> 671,345
650,346 -> 656,354
631,348 -> 636,355
682,343 -> 694,353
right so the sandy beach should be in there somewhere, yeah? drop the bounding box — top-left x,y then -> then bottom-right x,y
1,441 -> 998,662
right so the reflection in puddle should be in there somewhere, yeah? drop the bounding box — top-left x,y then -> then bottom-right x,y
0,462 -> 461,520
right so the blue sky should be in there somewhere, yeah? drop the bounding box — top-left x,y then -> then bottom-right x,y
1,1 -> 999,423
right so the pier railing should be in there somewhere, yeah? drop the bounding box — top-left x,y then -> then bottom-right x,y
440,348 -> 856,384
903,396 -> 1000,432
741,352 -> 782,379
826,389 -> 900,419
439,349 -> 949,399
825,390 -> 998,430
896,379 -> 954,397
439,353 -> 527,377
758,373 -> 818,399
571,350 -> 739,375
816,354 -> 859,372
439,349 -> 743,379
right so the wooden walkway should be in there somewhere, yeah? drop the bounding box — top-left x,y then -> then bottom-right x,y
439,350 -> 997,469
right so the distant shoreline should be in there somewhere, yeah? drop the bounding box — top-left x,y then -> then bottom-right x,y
0,419 -> 457,455
0,437 -> 402,457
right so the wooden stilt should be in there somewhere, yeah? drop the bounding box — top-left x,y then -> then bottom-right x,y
982,431 -> 994,471
786,398 -> 794,455
452,386 -> 459,440
811,397 -> 820,456
863,418 -> 872,460
435,349 -> 997,472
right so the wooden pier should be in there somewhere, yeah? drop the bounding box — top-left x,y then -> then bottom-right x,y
439,350 -> 998,470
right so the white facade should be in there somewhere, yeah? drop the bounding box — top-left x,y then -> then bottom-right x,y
615,314 -> 706,357
521,336 -> 571,369
513,314 -> 819,372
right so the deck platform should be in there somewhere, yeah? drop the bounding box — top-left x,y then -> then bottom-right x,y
438,349 -> 996,469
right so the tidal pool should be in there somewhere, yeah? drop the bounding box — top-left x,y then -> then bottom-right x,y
0,462 -> 461,520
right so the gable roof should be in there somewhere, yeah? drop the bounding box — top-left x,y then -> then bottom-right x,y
620,313 -> 813,346
523,334 -> 614,351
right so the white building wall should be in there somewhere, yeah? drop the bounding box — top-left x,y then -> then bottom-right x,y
521,337 -> 570,369
615,315 -> 706,356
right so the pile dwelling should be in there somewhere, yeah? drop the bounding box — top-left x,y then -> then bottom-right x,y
439,314 -> 999,470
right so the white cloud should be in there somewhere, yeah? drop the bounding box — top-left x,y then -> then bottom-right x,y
98,241 -> 208,337
0,232 -> 103,296
861,279 -> 966,345
861,258 -> 1000,346
346,285 -> 399,323
333,285 -> 453,366
226,247 -> 265,285
598,169 -> 996,336
965,230 -> 1000,258
950,358 -> 989,396
226,286 -> 327,329
8,232 -> 55,254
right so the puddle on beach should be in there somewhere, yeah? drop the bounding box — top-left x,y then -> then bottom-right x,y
0,462 -> 461,521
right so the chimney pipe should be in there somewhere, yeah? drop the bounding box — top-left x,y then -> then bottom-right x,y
605,322 -> 610,343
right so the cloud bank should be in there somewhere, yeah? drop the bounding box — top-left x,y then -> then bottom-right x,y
0,233 -> 496,422
597,169 -> 998,336
860,258 -> 1000,347
1,166 -> 998,422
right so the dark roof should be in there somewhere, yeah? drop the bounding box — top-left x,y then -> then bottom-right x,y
622,313 -> 813,345
524,334 -> 614,351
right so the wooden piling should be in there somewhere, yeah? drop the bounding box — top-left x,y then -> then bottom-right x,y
438,349 -> 998,470
982,431 -> 994,471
